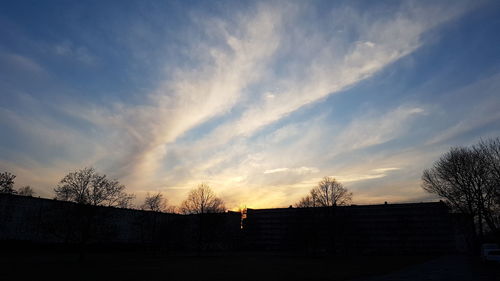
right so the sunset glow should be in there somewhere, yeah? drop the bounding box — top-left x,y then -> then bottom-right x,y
1,1 -> 499,209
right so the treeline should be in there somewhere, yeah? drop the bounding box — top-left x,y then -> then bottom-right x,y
0,168 -> 355,215
0,168 -> 225,215
0,172 -> 34,196
422,137 -> 500,240
2,136 -> 499,241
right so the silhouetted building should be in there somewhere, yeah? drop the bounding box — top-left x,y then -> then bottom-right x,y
0,194 -> 471,254
243,202 -> 471,254
0,194 -> 241,252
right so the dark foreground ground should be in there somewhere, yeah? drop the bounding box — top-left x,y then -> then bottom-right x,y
1,249 -> 499,281
354,255 -> 500,281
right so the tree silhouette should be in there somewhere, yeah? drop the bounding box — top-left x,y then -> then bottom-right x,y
478,138 -> 500,223
0,171 -> 16,194
141,192 -> 168,212
17,185 -> 34,196
296,194 -> 318,208
53,167 -> 135,261
54,167 -> 134,207
180,183 -> 225,214
296,177 -> 352,207
422,138 -> 500,237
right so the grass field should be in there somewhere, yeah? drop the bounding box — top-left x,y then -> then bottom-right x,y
0,250 -> 436,281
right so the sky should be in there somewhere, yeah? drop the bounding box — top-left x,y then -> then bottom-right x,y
1,0 -> 499,209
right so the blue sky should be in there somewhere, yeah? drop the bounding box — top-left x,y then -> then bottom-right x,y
1,0 -> 499,209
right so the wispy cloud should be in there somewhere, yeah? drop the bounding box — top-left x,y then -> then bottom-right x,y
54,41 -> 97,65
0,0 -> 487,209
425,73 -> 500,145
68,1 -> 474,206
0,53 -> 46,75
333,168 -> 401,183
122,2 -> 465,179
264,167 -> 319,175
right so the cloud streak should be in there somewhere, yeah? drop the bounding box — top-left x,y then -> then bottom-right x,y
0,0 -> 489,209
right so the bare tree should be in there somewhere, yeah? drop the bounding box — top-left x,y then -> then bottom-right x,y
0,171 -> 16,194
116,193 -> 136,209
165,205 -> 178,213
53,167 -> 135,261
141,192 -> 167,212
478,138 -> 500,217
18,185 -> 35,196
180,183 -> 225,214
295,177 -> 352,254
296,177 -> 352,207
296,194 -> 319,208
54,167 -> 134,207
422,139 -> 499,237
